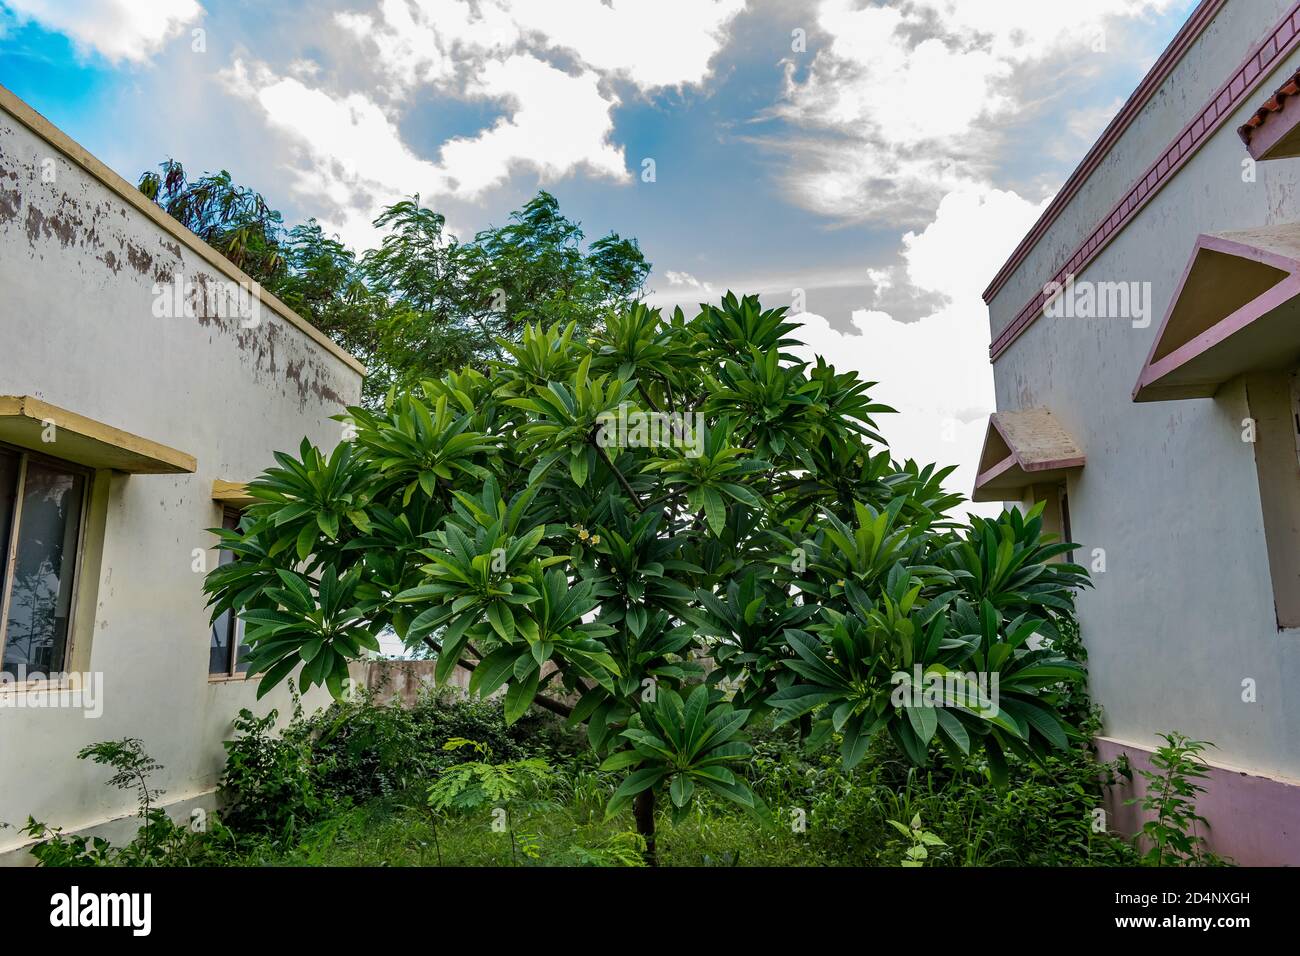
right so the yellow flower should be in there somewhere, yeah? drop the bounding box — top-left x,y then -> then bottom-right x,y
590,535 -> 601,545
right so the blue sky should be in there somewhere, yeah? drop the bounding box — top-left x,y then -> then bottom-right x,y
0,0 -> 1196,508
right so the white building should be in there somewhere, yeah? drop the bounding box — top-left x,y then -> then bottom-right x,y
978,0 -> 1300,864
0,85 -> 364,860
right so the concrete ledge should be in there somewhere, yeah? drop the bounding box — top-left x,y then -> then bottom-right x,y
0,395 -> 197,473
0,789 -> 219,867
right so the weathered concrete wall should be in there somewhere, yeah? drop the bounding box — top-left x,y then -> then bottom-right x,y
0,97 -> 363,856
358,659 -> 469,708
986,0 -> 1300,802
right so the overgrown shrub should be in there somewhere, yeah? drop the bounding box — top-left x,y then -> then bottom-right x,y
220,694 -> 336,838
300,686 -> 580,800
215,682 -> 580,839
734,716 -> 1139,866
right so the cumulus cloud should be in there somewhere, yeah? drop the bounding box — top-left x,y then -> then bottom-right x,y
782,182 -> 1052,513
338,0 -> 744,96
220,59 -> 446,248
334,0 -> 523,96
774,0 -> 1179,223
901,186 -> 1053,303
789,306 -> 995,517
222,0 -> 743,246
752,0 -> 1179,505
438,54 -> 627,196
3,0 -> 202,64
503,0 -> 745,91
222,51 -> 627,249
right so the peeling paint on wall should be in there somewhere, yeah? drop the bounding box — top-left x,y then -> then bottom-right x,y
0,129 -> 356,410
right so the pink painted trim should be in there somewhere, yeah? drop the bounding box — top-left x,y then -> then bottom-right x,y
989,1 -> 1300,363
974,453 -> 1017,492
1095,737 -> 1300,866
1130,232 -> 1300,400
983,0 -> 1227,304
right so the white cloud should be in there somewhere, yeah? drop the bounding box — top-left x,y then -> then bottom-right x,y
338,0 -> 744,96
781,182 -> 1053,514
222,53 -> 627,248
664,270 -> 712,291
505,0 -> 745,91
3,0 -> 202,64
222,0 -> 745,245
762,0 -> 1158,506
789,306 -> 996,518
334,0 -> 523,96
775,0 -> 1179,223
901,186 -> 1052,303
437,54 -> 627,197
917,0 -> 1176,61
220,59 -> 446,249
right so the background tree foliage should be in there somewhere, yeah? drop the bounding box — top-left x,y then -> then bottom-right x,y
138,160 -> 649,404
203,293 -> 1091,860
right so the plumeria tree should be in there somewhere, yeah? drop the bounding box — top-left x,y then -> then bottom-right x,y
204,293 -> 1090,861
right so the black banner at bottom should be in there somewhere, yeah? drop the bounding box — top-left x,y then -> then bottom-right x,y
0,864 -> 1285,942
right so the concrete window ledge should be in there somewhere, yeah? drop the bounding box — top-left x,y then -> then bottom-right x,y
0,395 -> 195,474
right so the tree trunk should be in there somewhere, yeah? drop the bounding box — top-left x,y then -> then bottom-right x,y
633,788 -> 658,867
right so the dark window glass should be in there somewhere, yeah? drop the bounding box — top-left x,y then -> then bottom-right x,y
2,459 -> 85,678
209,607 -> 232,674
209,509 -> 248,676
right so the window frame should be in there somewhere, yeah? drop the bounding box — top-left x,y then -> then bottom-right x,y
0,439 -> 93,684
208,505 -> 251,682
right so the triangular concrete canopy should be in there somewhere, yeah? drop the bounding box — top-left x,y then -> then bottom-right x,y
972,409 -> 1085,503
1133,225 -> 1300,402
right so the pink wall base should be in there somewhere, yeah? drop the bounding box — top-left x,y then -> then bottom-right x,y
1095,737 -> 1300,866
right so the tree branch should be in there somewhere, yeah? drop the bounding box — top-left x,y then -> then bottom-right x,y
592,441 -> 645,512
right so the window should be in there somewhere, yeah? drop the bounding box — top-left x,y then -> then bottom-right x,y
1025,482 -> 1073,562
0,444 -> 89,680
209,507 -> 251,678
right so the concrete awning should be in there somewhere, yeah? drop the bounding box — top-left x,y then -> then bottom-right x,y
1133,227 -> 1300,403
972,409 -> 1085,503
212,480 -> 257,507
0,395 -> 195,474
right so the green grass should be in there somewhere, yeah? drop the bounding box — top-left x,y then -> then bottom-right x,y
233,791 -> 821,867
225,729 -> 1142,868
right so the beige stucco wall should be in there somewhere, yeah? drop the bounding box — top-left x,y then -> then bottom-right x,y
987,0 -> 1300,782
0,95 -> 363,856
